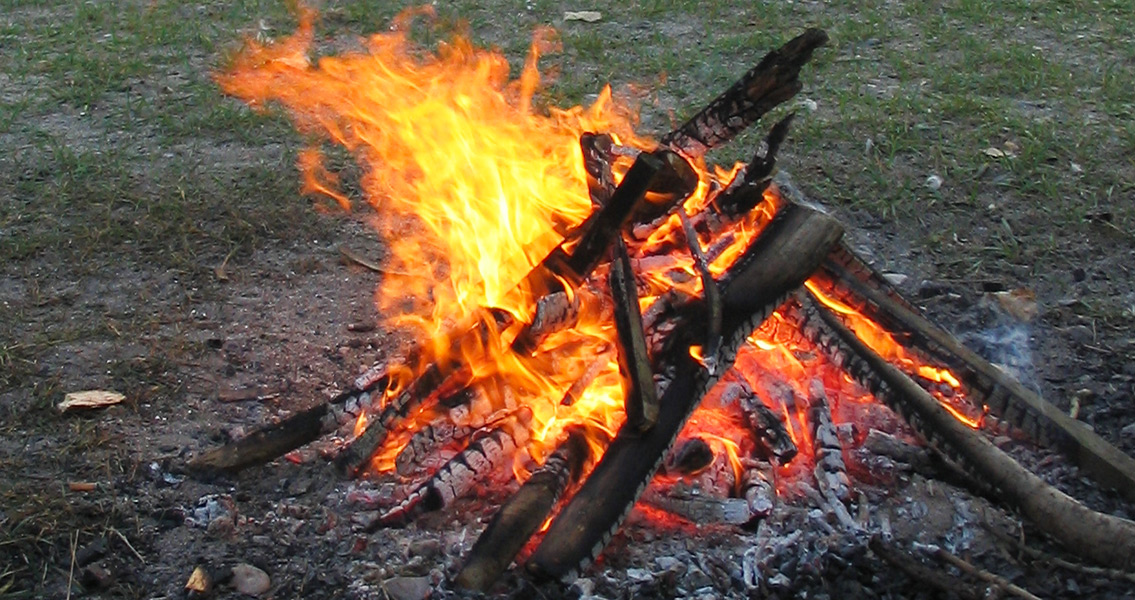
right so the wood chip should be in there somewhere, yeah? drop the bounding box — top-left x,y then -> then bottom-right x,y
58,390 -> 125,413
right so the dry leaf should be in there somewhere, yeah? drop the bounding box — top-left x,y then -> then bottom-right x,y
564,11 -> 602,22
982,147 -> 1006,158
58,390 -> 125,413
185,566 -> 211,593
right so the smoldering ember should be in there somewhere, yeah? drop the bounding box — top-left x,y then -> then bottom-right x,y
27,8 -> 1135,600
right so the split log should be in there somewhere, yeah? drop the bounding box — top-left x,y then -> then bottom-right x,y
526,202 -> 843,580
797,290 -> 1135,570
817,248 -> 1135,500
660,29 -> 827,159
714,113 -> 795,217
454,427 -> 591,592
610,237 -> 658,432
720,371 -> 798,464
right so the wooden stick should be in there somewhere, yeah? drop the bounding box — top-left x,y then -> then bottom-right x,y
526,203 -> 843,580
610,237 -> 658,432
454,428 -> 590,592
799,290 -> 1135,570
817,248 -> 1135,501
917,543 -> 1043,600
869,537 -> 984,600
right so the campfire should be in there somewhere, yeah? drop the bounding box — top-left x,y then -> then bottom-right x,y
188,7 -> 1135,595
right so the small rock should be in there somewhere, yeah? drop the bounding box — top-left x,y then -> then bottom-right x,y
882,272 -> 908,286
1120,423 -> 1135,440
626,567 -> 652,583
655,556 -> 684,573
382,575 -> 431,600
925,174 -> 943,190
408,538 -> 442,558
231,563 -> 270,596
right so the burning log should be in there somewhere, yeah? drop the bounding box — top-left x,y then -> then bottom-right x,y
796,289 -> 1135,570
660,29 -> 828,159
610,237 -> 658,432
817,246 -> 1135,500
454,427 -> 592,592
526,201 -> 844,580
714,113 -> 795,217
376,408 -> 534,528
720,372 -> 798,464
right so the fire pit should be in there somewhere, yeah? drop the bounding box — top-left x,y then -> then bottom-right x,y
185,7 -> 1135,598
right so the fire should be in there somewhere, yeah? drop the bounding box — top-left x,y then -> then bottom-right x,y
219,7 -> 984,520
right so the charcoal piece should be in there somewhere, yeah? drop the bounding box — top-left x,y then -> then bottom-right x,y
666,437 -> 715,475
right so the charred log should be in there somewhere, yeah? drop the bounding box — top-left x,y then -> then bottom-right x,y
454,427 -> 591,592
660,29 -> 827,159
817,249 -> 1135,501
797,290 -> 1135,570
526,202 -> 843,580
808,379 -> 851,504
714,113 -> 795,217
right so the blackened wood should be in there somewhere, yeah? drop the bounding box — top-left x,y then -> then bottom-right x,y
375,410 -> 532,528
660,29 -> 827,158
666,437 -> 715,474
580,132 -> 615,206
187,400 -> 335,475
610,237 -> 658,432
801,291 -> 1135,570
728,374 -> 797,464
818,252 -> 1135,501
526,203 -> 843,581
808,380 -> 851,503
511,289 -> 581,356
714,113 -> 795,217
336,359 -> 469,478
678,210 -> 722,363
454,428 -> 590,592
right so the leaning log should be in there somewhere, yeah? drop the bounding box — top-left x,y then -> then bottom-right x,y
526,202 -> 843,580
816,249 -> 1135,501
798,290 -> 1135,570
610,237 -> 658,432
660,29 -> 827,159
454,427 -> 591,592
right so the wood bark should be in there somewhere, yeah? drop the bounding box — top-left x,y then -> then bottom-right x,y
800,290 -> 1135,570
816,249 -> 1135,501
660,29 -> 827,159
526,202 -> 843,580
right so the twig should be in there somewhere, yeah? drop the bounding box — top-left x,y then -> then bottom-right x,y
338,245 -> 410,275
914,542 -> 1043,600
869,536 -> 983,600
66,531 -> 77,600
984,520 -> 1135,584
109,528 -> 145,564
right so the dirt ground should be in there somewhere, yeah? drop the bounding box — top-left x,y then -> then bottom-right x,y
3,2 -> 1135,599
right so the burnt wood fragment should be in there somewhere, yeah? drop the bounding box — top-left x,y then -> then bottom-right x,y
722,371 -> 798,464
454,428 -> 590,592
808,379 -> 851,503
817,250 -> 1135,500
666,437 -> 715,475
610,237 -> 658,432
739,458 -> 775,521
798,290 -> 1135,570
714,113 -> 795,217
660,29 -> 827,158
580,132 -> 615,206
526,202 -> 843,581
511,289 -> 581,356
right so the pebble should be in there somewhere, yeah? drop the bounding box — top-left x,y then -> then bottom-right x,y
626,567 -> 652,583
231,563 -> 270,596
1120,423 -> 1135,440
382,575 -> 431,600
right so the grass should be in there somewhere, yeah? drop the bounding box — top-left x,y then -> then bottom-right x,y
1,0 -> 1133,596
